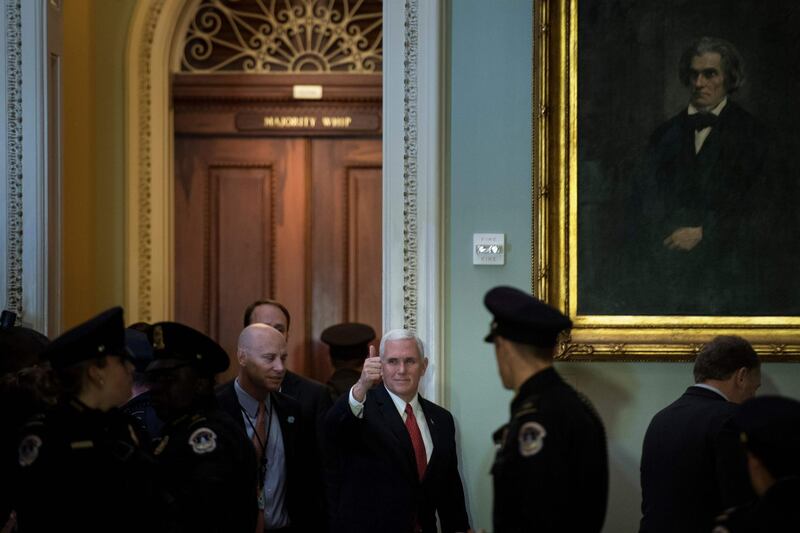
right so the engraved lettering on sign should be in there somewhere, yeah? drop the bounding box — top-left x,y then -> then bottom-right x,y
263,116 -> 317,128
321,116 -> 353,128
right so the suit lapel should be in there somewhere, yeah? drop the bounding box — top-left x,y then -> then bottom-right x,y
374,386 -> 417,478
217,381 -> 247,430
419,397 -> 441,481
271,391 -> 296,452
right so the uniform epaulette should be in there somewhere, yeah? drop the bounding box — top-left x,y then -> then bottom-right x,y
187,413 -> 208,428
513,399 -> 539,419
22,413 -> 47,430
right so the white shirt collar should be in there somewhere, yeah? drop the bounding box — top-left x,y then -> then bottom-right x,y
692,383 -> 729,401
383,384 -> 420,416
688,96 -> 727,116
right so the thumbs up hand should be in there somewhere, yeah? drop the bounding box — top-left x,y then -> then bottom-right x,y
352,345 -> 382,402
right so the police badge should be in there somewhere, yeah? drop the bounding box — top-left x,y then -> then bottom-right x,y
518,421 -> 547,457
188,427 -> 218,454
18,435 -> 43,467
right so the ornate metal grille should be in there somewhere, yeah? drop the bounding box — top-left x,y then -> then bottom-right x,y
181,0 -> 382,73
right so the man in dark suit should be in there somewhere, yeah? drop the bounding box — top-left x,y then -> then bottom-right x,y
640,335 -> 761,533
621,37 -> 785,315
243,300 -> 332,428
324,329 -> 471,533
484,286 -> 608,533
216,323 -> 320,532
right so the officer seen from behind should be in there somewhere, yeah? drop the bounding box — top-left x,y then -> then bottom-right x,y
145,322 -> 257,532
485,286 -> 608,533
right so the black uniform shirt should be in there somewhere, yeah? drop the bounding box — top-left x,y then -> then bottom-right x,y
153,405 -> 258,533
13,398 -> 164,533
492,367 -> 608,533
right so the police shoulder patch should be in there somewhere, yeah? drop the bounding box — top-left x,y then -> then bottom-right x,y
518,421 -> 547,458
188,427 -> 217,455
18,434 -> 43,467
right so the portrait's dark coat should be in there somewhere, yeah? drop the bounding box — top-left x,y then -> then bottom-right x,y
615,100 -> 794,315
324,384 -> 470,533
639,386 -> 754,533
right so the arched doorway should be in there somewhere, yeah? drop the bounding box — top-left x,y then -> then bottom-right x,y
124,0 -> 445,400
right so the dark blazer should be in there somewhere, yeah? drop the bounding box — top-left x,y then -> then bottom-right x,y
216,380 -> 321,531
281,370 -> 333,430
639,386 -> 754,533
324,384 -> 470,533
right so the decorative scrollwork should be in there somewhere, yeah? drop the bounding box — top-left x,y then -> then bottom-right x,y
556,335 -> 595,360
402,0 -> 417,331
181,0 -> 383,73
6,0 -> 23,316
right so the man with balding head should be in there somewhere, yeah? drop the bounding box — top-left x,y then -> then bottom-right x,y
217,324 -> 319,532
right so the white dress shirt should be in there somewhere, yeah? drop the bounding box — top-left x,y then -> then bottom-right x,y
688,97 -> 727,154
691,382 -> 729,401
349,384 -> 433,461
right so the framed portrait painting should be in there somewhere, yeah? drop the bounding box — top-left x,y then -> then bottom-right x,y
533,0 -> 800,360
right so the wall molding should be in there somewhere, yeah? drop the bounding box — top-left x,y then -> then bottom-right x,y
4,0 -> 23,316
384,0 -> 445,402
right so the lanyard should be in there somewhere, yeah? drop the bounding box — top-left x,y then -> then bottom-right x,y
241,399 -> 273,485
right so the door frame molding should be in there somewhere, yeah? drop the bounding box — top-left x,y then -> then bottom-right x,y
2,0 -> 62,335
125,0 -> 446,401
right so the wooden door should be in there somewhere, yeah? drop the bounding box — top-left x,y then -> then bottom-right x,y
310,139 -> 383,379
174,136 -> 382,384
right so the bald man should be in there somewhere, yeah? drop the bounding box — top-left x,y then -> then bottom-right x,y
216,324 -> 319,532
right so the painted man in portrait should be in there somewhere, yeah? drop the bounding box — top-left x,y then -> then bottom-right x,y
616,36 -> 794,315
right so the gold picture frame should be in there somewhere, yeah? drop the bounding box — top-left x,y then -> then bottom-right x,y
532,0 -> 800,361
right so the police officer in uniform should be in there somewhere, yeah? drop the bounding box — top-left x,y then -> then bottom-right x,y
1,310 -> 52,531
713,396 -> 800,532
484,286 -> 608,533
12,307 -> 164,533
145,321 -> 257,533
321,322 -> 376,402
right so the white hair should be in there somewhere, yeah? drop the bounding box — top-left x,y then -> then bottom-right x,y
379,328 -> 425,359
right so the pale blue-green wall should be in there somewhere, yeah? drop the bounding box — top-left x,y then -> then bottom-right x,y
446,2 -> 800,532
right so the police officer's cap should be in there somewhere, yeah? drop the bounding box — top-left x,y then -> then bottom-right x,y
734,395 -> 800,479
40,307 -> 129,369
483,286 -> 572,347
321,322 -> 376,360
145,322 -> 229,377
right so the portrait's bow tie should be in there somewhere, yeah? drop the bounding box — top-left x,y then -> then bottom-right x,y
689,112 -> 718,131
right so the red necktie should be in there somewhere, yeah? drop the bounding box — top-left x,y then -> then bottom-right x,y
404,403 -> 427,480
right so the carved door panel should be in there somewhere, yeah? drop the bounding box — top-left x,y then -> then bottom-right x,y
174,136 -> 382,384
310,138 -> 383,379
174,137 -> 309,384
